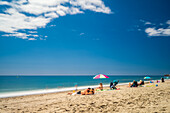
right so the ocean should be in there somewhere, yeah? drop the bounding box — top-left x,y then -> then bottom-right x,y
0,75 -> 164,94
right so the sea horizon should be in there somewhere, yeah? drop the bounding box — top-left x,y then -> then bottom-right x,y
0,74 -> 165,76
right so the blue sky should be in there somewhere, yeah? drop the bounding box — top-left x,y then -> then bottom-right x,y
0,0 -> 170,75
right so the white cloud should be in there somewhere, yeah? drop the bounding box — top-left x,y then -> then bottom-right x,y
138,29 -> 141,31
139,19 -> 145,23
70,0 -> 111,14
0,0 -> 112,40
57,10 -> 66,16
140,19 -> 155,25
145,22 -> 152,25
68,7 -> 84,15
50,25 -> 56,27
28,38 -> 37,40
2,32 -> 29,39
0,8 -> 51,33
166,20 -> 170,25
27,0 -> 69,6
145,20 -> 170,37
45,12 -> 59,18
0,1 -> 10,5
32,35 -> 39,37
28,31 -> 38,33
145,28 -> 170,36
17,4 -> 58,15
2,32 -> 41,39
80,33 -> 84,35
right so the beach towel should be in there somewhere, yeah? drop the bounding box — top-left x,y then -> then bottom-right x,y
146,84 -> 158,87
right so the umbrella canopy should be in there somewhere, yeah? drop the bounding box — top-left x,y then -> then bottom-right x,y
164,74 -> 170,77
93,74 -> 109,79
164,74 -> 169,79
144,76 -> 151,79
113,80 -> 119,83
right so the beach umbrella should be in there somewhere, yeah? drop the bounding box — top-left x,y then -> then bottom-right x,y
164,74 -> 170,77
164,74 -> 170,79
144,76 -> 151,80
93,74 -> 109,79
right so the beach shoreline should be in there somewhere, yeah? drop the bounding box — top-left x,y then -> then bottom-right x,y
0,79 -> 168,98
0,80 -> 170,113
0,82 -> 129,98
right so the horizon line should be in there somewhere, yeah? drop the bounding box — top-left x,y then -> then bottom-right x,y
0,74 -> 165,76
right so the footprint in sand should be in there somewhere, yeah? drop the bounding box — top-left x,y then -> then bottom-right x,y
159,108 -> 166,111
90,102 -> 95,106
127,102 -> 133,104
139,106 -> 145,108
100,105 -> 106,108
3,106 -> 7,108
112,102 -> 118,104
37,108 -> 43,111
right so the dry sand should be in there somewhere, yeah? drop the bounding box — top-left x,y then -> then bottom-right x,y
0,80 -> 170,113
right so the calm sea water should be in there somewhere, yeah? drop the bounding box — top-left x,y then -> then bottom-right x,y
0,75 -> 164,93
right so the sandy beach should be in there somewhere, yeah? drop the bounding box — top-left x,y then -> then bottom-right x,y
0,80 -> 170,113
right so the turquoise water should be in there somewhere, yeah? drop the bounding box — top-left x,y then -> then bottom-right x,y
0,75 -> 164,93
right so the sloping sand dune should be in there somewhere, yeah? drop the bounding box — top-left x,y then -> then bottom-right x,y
0,80 -> 170,113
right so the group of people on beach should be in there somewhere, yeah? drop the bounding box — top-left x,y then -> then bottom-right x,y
73,80 -> 120,95
128,78 -> 165,87
96,80 -> 120,91
71,77 -> 165,95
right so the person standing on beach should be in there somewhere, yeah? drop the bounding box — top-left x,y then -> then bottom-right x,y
161,78 -> 165,82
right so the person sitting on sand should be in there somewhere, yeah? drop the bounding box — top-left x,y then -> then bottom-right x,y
110,80 -> 119,89
129,80 -> 138,87
156,80 -> 160,83
96,83 -> 103,90
97,83 -> 103,90
138,80 -> 144,86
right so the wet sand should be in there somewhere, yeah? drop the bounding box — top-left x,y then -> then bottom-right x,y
0,80 -> 170,113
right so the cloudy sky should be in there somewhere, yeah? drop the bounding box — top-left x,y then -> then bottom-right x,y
0,0 -> 170,75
